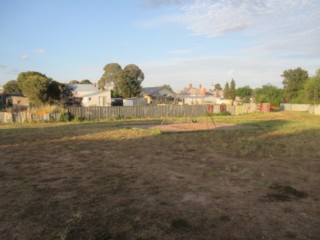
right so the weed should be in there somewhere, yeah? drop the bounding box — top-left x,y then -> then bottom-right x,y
170,218 -> 191,231
57,225 -> 71,240
266,183 -> 308,201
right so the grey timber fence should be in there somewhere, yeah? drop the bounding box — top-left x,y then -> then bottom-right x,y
280,104 -> 320,115
0,103 -> 273,124
67,105 -> 207,120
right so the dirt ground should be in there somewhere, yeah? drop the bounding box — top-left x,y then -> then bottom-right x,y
0,112 -> 319,240
132,122 -> 253,132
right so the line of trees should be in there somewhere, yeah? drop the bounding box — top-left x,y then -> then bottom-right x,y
221,68 -> 320,106
2,63 -> 145,107
2,65 -> 319,108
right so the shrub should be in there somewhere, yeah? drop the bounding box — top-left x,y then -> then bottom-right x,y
60,112 -> 73,122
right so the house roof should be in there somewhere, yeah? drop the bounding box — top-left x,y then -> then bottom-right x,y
141,86 -> 176,97
82,90 -> 109,97
67,84 -> 98,92
142,86 -> 162,95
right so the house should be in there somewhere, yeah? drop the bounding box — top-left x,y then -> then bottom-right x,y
6,96 -> 30,110
141,85 -> 177,104
67,84 -> 111,107
179,84 -> 229,105
179,84 -> 215,105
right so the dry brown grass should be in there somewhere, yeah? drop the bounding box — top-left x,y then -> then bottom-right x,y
0,112 -> 319,240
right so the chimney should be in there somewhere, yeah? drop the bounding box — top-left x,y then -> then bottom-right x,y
188,84 -> 192,89
199,84 -> 202,89
202,88 -> 206,96
215,88 -> 219,97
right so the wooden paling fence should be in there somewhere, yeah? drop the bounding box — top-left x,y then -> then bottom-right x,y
67,103 -> 270,120
0,103 -> 272,124
0,112 -> 61,124
67,105 -> 206,120
280,104 -> 320,115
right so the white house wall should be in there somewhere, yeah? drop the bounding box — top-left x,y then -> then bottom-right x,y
82,91 -> 111,107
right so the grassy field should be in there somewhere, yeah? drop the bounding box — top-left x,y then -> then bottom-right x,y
0,112 -> 319,240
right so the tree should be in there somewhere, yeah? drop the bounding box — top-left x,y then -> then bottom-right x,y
282,67 -> 308,102
236,85 -> 253,103
3,80 -> 21,94
214,83 -> 221,90
47,80 -> 63,104
230,79 -> 236,100
17,71 -> 52,106
80,79 -> 92,84
98,63 -> 144,98
98,63 -> 123,96
224,82 -> 230,99
69,80 -> 80,84
254,84 -> 284,106
119,64 -> 144,98
304,69 -> 320,104
59,85 -> 82,107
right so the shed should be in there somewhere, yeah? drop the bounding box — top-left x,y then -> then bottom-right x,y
123,98 -> 147,107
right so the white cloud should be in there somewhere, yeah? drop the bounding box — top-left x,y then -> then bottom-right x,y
139,0 -> 320,57
34,49 -> 45,54
228,69 -> 235,77
137,0 -> 320,90
178,0 -> 314,37
20,54 -> 29,60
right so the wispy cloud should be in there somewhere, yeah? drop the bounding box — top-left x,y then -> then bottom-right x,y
20,54 -> 29,60
142,0 -> 188,8
0,65 -> 19,75
168,48 -> 193,55
34,49 -> 45,54
174,0 -> 317,38
139,0 -> 320,57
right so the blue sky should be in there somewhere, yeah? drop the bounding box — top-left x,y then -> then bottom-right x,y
0,0 -> 319,91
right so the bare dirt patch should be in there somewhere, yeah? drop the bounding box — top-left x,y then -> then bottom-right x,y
132,122 -> 254,132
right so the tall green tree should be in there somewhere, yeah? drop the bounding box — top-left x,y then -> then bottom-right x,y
3,80 -> 21,94
119,64 -> 144,98
254,84 -> 284,106
47,80 -> 63,104
98,63 -> 123,96
214,83 -> 221,90
304,69 -> 320,104
230,79 -> 236,100
17,71 -> 52,106
60,85 -> 82,107
236,85 -> 253,103
224,82 -> 230,99
98,63 -> 144,98
282,67 -> 308,102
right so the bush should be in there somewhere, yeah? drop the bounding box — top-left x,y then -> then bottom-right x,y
60,112 -> 73,122
207,111 -> 231,116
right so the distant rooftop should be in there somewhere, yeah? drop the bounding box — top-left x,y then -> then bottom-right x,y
67,84 -> 98,92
